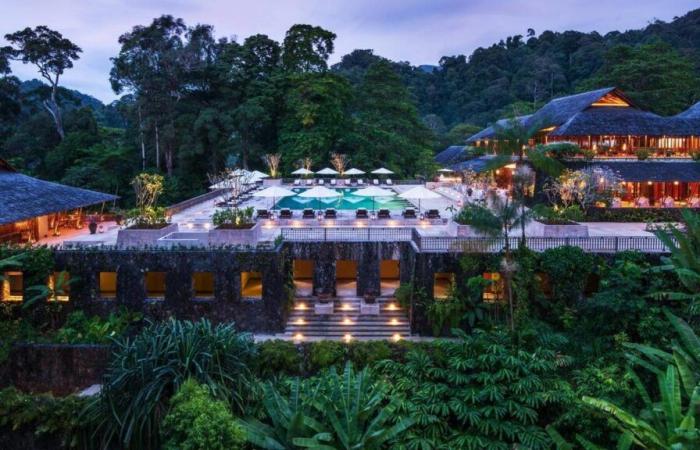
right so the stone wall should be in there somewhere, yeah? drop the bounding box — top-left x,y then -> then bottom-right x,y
52,246 -> 292,332
2,343 -> 110,395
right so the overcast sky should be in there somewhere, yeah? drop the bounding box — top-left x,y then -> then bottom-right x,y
2,0 -> 698,103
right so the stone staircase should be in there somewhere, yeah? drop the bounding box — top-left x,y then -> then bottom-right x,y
283,297 -> 410,341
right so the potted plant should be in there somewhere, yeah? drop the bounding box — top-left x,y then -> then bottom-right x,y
88,216 -> 98,234
117,174 -> 177,246
361,290 -> 380,315
314,288 -> 334,314
208,206 -> 260,246
636,148 -> 650,161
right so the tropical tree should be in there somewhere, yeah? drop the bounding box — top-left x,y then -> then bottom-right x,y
244,363 -> 412,450
654,209 -> 700,314
4,26 -> 82,139
488,117 -> 564,178
83,319 -> 257,450
282,24 -> 336,73
456,191 -> 532,329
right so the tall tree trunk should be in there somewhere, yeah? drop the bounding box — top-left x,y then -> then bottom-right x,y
154,122 -> 161,171
138,106 -> 146,171
43,85 -> 65,140
165,144 -> 173,177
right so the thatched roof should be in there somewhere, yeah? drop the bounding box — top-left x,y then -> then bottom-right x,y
564,160 -> 700,182
550,107 -> 666,136
434,145 -> 468,166
677,101 -> 700,119
467,87 -> 700,141
465,115 -> 532,143
526,87 -> 624,130
0,159 -> 119,225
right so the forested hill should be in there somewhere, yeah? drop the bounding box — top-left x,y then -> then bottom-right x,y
376,7 -> 700,128
1,8 -> 700,205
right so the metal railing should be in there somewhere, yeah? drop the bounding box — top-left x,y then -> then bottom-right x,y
281,226 -> 414,242
281,226 -> 671,253
417,236 -> 670,253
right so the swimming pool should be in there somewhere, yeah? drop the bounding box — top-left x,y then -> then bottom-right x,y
274,188 -> 412,210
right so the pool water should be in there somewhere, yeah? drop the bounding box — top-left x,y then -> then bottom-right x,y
274,188 -> 412,210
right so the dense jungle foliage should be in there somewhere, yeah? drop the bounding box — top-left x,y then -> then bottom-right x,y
2,10 -> 700,204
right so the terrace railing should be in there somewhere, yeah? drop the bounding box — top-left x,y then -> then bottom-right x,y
281,226 -> 414,242
417,235 -> 671,253
282,226 -> 672,253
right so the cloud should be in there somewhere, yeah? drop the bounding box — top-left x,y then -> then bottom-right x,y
2,0 -> 697,102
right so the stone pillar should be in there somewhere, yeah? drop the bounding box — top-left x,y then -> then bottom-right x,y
117,264 -> 145,312
312,244 -> 336,296
357,244 -> 380,297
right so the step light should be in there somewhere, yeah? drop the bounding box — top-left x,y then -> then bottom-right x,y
387,303 -> 397,311
343,333 -> 353,343
392,333 -> 402,342
342,317 -> 353,326
295,303 -> 307,310
389,318 -> 399,326
294,333 -> 304,342
295,318 -> 305,325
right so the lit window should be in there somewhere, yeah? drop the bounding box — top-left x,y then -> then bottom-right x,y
1,271 -> 23,301
483,272 -> 504,303
192,272 -> 214,298
48,272 -> 70,301
241,272 -> 262,299
145,272 -> 166,299
433,272 -> 454,299
99,272 -> 117,298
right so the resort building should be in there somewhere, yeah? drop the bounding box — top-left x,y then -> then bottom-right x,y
0,159 -> 118,244
437,87 -> 700,207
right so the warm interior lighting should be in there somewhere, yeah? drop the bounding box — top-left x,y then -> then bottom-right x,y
674,181 -> 680,185
392,333 -> 402,342
591,92 -> 630,107
647,181 -> 653,186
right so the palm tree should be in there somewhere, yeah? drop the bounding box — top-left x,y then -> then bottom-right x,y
461,191 -> 532,330
583,366 -> 700,449
654,210 -> 700,314
487,117 -> 565,177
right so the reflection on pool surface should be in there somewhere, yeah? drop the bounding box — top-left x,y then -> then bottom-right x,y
274,188 -> 412,210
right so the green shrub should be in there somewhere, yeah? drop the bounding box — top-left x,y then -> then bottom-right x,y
308,340 -> 345,371
161,379 -> 246,450
53,308 -> 142,344
347,340 -> 393,368
539,246 -> 595,327
0,387 -> 88,448
256,340 -> 302,377
377,331 -> 570,449
211,206 -> 254,228
635,148 -> 650,160
83,319 -> 257,450
582,207 -> 699,223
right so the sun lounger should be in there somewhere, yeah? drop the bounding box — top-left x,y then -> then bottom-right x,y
330,179 -> 336,186
293,179 -> 301,186
356,208 -> 369,219
256,209 -> 270,220
402,208 -> 417,219
385,179 -> 393,186
324,209 -> 337,219
426,209 -> 441,219
305,179 -> 313,186
357,179 -> 364,186
302,208 -> 315,219
378,209 -> 391,219
373,179 -> 379,185
279,209 -> 293,219
318,179 -> 325,186
350,178 -> 357,185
